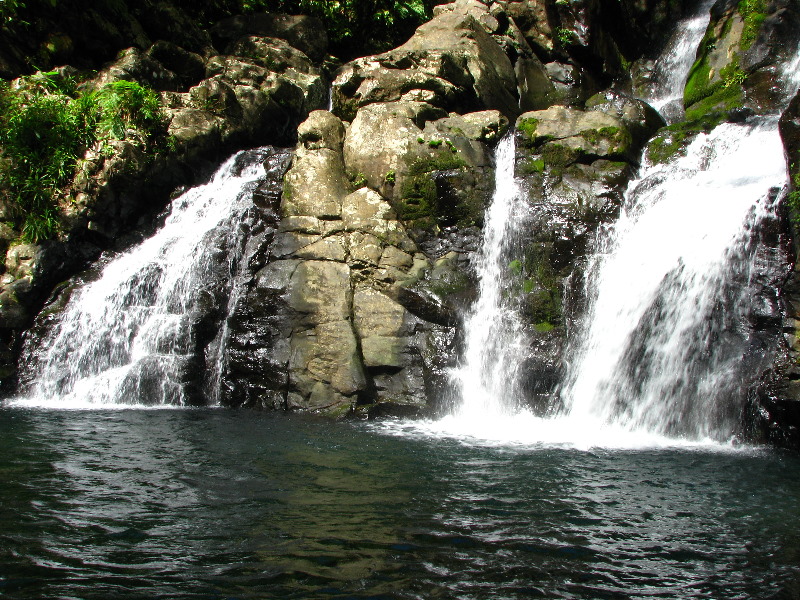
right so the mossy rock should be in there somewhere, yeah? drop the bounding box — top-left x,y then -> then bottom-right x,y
682,1 -> 767,117
645,115 -> 726,165
398,151 -> 484,228
507,244 -> 564,330
517,117 -> 540,147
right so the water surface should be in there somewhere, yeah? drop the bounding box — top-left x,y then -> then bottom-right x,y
1,408 -> 798,599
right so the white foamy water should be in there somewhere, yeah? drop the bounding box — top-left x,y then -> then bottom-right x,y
646,0 -> 715,122
560,120 -> 786,440
369,412 -> 748,452
439,14 -> 799,447
10,149 -> 270,409
449,135 -> 530,418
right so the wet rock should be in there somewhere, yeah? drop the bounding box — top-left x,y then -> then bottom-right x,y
684,0 -> 800,118
226,111 -> 454,416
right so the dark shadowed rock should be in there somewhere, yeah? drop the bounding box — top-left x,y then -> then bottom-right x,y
210,13 -> 328,63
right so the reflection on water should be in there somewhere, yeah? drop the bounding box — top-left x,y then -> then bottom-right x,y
1,408 -> 799,599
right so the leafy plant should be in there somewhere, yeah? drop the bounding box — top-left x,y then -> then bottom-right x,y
96,80 -> 164,139
263,0 -> 434,57
555,27 -> 575,47
0,74 -> 165,243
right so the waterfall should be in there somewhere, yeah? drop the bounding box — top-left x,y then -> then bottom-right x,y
13,148 -> 278,408
431,2 -> 798,446
449,135 -> 529,419
644,0 -> 715,123
444,4 -> 720,429
559,56 -> 800,442
560,121 -> 786,440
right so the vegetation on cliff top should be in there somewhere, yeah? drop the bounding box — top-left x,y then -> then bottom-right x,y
0,71 -> 166,242
2,0 -> 435,61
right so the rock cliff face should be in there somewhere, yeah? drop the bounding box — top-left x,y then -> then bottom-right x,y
4,0 -> 800,438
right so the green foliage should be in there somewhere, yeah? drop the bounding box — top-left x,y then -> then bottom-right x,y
384,170 -> 396,185
348,171 -> 367,191
427,139 -> 442,148
555,27 -> 575,47
0,73 -> 165,243
0,0 -> 25,24
96,80 -> 164,140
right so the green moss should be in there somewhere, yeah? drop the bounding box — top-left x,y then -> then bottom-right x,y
541,143 -> 581,176
578,126 -> 627,153
427,139 -> 442,148
645,115 -> 725,165
786,166 -> 800,229
507,244 -> 563,329
399,151 -> 472,228
684,52 -> 746,117
282,178 -> 293,201
738,0 -> 768,51
399,175 -> 437,221
408,153 -> 467,176
520,158 -> 546,174
685,81 -> 743,122
684,56 -> 715,108
517,117 -> 540,147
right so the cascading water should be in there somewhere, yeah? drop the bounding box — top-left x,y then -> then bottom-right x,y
644,0 -> 715,123
13,147 -> 281,408
560,121 -> 787,440
559,59 -> 800,442
449,135 -> 530,420
442,6 -> 719,434
430,3 -> 800,446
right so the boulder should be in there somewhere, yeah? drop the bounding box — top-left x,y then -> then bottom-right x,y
517,105 -> 635,162
684,0 -> 800,118
332,2 -> 519,120
146,41 -> 206,90
228,110 -> 458,416
342,101 -> 500,229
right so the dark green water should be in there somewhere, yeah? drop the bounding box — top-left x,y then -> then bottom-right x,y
1,408 -> 799,599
